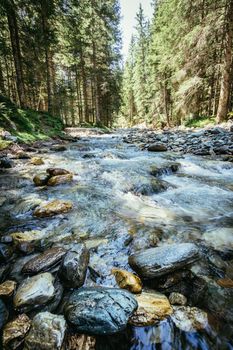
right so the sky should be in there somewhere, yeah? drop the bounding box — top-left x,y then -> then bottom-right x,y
120,0 -> 154,59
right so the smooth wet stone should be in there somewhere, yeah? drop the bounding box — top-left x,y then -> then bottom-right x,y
0,299 -> 8,329
150,163 -> 180,176
46,168 -> 70,176
11,231 -> 46,254
129,243 -> 199,279
33,173 -> 50,186
112,269 -> 142,294
0,280 -> 17,297
148,143 -> 167,152
216,278 -> 233,288
129,291 -> 172,326
171,306 -> 208,332
59,243 -> 89,288
169,292 -> 187,306
47,173 -> 73,186
14,272 -> 55,312
3,314 -> 31,349
0,243 -> 13,262
51,145 -> 67,152
24,312 -> 66,350
66,334 -> 96,350
22,247 -> 66,274
30,157 -> 44,165
64,287 -> 138,335
33,200 -> 73,218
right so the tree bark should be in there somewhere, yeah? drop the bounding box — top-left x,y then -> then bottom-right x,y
216,0 -> 233,123
5,0 -> 26,107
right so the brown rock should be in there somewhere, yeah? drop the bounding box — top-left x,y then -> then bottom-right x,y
112,269 -> 142,293
169,292 -> 187,305
11,231 -> 46,253
148,143 -> 167,152
66,334 -> 96,350
0,280 -> 17,297
129,291 -> 172,326
22,247 -> 66,274
33,173 -> 50,186
216,278 -> 233,288
47,173 -> 73,186
33,200 -> 73,218
3,314 -> 31,350
46,168 -> 70,176
30,157 -> 44,165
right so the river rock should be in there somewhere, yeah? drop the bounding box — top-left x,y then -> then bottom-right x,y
0,299 -> 8,329
3,314 -> 31,349
33,200 -> 73,218
216,278 -> 233,288
64,287 -> 138,335
129,291 -> 172,326
22,247 -> 66,274
169,292 -> 187,306
59,243 -> 89,288
24,312 -> 66,350
0,157 -> 14,168
66,334 -> 96,350
33,173 -> 50,186
13,272 -> 55,312
51,145 -> 67,152
46,168 -> 70,176
112,269 -> 142,293
0,280 -> 17,297
0,243 -> 13,262
30,157 -> 44,165
129,243 -> 199,279
148,143 -> 167,152
47,173 -> 73,186
171,306 -> 208,332
11,230 -> 46,253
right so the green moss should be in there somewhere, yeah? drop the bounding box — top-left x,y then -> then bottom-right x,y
0,95 -> 63,143
185,116 -> 216,128
0,139 -> 12,151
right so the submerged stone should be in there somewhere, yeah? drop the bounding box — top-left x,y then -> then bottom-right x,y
24,312 -> 66,350
47,173 -> 73,186
3,314 -> 31,349
129,291 -> 172,326
64,287 -> 138,335
129,243 -> 199,279
112,269 -> 142,293
14,272 -> 55,312
22,247 -> 66,274
30,157 -> 44,165
33,200 -> 73,218
171,306 -> 208,332
66,334 -> 96,350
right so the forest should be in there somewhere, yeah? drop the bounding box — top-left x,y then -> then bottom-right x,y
0,0 -> 233,128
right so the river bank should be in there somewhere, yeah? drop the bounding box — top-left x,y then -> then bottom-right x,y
0,128 -> 232,349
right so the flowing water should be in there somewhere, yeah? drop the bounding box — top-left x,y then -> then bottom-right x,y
0,131 -> 233,349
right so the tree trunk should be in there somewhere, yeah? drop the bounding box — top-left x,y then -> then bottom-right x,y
5,0 -> 26,107
0,61 -> 6,95
80,47 -> 88,123
216,0 -> 233,123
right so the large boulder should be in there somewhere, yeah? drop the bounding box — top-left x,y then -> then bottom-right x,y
148,143 -> 167,152
13,272 -> 56,312
24,312 -> 66,350
33,200 -> 73,218
129,291 -> 172,326
22,247 -> 66,274
129,243 -> 199,279
64,287 -> 138,335
59,243 -> 89,288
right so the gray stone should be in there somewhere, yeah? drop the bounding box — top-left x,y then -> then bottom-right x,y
59,243 -> 89,288
64,287 -> 138,335
169,292 -> 187,306
24,312 -> 66,350
171,306 -> 208,332
129,243 -> 199,279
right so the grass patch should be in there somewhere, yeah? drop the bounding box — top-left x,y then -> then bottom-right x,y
0,95 -> 63,143
185,116 -> 216,128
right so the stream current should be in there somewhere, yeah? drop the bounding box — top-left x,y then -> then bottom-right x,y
0,131 -> 233,349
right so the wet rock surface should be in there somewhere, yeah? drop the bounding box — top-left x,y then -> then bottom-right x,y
0,299 -> 8,329
171,306 -> 208,332
59,243 -> 89,288
33,200 -> 73,217
24,312 -> 66,350
112,268 -> 142,293
0,280 -> 16,297
64,287 -> 138,334
3,314 -> 31,349
129,291 -> 172,326
13,273 -> 56,312
66,334 -> 96,350
129,243 -> 199,279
